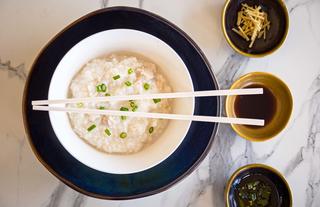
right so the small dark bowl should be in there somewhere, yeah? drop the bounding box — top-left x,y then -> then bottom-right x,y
222,0 -> 289,57
225,164 -> 293,207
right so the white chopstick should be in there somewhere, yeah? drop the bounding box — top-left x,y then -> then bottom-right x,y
32,88 -> 263,106
33,105 -> 264,126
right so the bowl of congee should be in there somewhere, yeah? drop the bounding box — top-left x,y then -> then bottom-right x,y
23,7 -> 220,195
47,29 -> 196,174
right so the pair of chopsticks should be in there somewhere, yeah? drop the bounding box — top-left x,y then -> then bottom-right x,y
32,88 -> 265,126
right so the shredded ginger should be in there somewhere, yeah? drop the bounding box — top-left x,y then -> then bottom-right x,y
232,3 -> 270,48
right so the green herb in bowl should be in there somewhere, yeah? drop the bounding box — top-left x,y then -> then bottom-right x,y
236,180 -> 272,207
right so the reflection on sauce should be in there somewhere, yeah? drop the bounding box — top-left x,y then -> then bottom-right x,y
234,84 -> 276,128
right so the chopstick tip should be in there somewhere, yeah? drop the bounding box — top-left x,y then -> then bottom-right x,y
260,87 -> 264,94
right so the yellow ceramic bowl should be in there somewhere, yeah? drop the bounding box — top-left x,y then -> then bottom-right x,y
225,164 -> 293,207
226,72 -> 293,141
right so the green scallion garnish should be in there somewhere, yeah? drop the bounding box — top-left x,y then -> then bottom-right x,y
98,106 -> 105,110
76,102 -> 84,108
236,179 -> 272,207
149,127 -> 154,134
119,132 -> 127,139
87,124 -> 96,132
129,100 -> 138,112
105,128 -> 111,136
120,107 -> 129,120
96,83 -> 107,92
143,83 -> 150,90
120,107 -> 129,111
153,98 -> 161,104
128,68 -> 134,74
129,101 -> 135,108
124,81 -> 132,86
113,75 -> 120,80
105,93 -> 111,96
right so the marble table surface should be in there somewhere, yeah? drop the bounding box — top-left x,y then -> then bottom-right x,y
1,0 -> 320,206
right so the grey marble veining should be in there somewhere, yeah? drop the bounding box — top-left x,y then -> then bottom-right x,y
0,59 -> 26,81
42,183 -> 88,207
139,0 -> 144,8
286,0 -> 317,13
44,183 -> 67,207
100,0 -> 109,8
72,193 -> 86,207
283,73 -> 320,206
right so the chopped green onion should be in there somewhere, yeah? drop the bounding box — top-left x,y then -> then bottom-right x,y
149,127 -> 154,134
153,98 -> 161,104
105,128 -> 111,136
98,106 -> 105,110
76,102 -> 84,108
129,101 -> 135,108
128,68 -> 134,74
236,178 -> 272,207
120,107 -> 129,111
96,83 -> 107,92
124,81 -> 132,86
101,84 -> 107,92
143,83 -> 150,90
87,124 -> 96,132
105,93 -> 111,96
129,100 -> 138,112
119,132 -> 127,139
113,75 -> 120,80
120,107 -> 129,120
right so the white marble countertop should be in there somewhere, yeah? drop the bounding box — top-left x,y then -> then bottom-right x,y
1,0 -> 320,206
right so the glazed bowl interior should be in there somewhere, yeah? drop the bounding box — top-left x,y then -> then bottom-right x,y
48,29 -> 194,174
222,0 -> 289,57
226,72 -> 292,141
225,164 -> 292,207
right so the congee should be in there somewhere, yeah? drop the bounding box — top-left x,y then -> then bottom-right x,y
68,54 -> 172,154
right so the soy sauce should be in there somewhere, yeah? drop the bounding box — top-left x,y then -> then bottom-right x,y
234,84 -> 276,128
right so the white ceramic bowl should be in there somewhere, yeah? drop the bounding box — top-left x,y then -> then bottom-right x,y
48,29 -> 194,174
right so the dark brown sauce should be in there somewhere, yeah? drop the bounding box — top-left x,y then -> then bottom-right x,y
234,84 -> 276,128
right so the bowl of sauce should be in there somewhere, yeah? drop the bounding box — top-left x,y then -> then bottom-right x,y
226,72 -> 293,141
225,164 -> 292,207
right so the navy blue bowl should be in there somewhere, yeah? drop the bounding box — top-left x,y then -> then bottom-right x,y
23,7 -> 220,199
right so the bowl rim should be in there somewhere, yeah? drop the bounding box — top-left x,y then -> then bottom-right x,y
221,0 -> 290,58
225,163 -> 293,207
225,72 -> 293,141
22,6 -> 221,200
